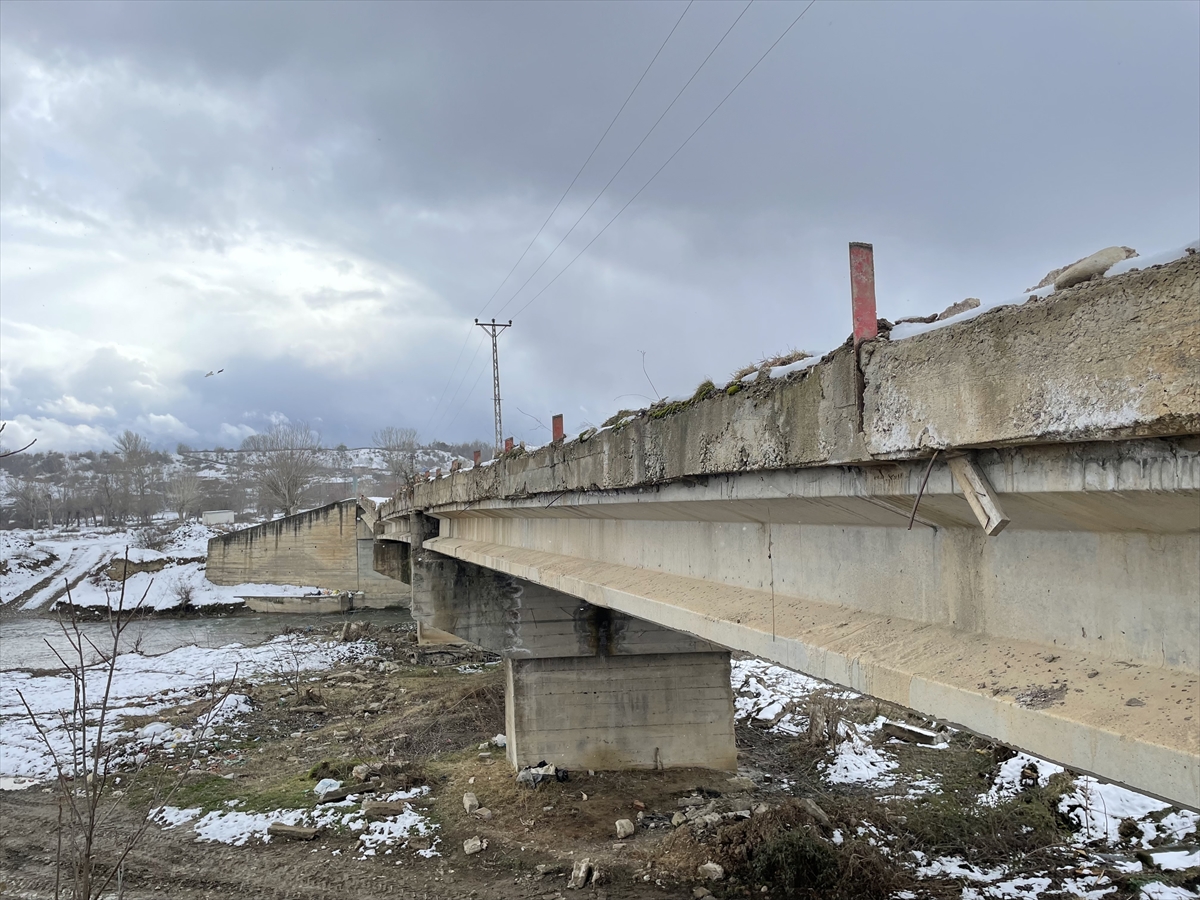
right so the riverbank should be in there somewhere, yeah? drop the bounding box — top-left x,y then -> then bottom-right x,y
1,619 -> 1195,899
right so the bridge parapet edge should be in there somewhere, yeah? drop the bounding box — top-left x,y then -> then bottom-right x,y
378,253 -> 1198,519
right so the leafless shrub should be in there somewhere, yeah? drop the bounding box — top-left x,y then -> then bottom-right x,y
15,557 -> 234,900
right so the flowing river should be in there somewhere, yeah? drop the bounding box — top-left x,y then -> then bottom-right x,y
0,608 -> 414,672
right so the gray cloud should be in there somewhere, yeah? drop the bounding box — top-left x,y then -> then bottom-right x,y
2,0 -> 1197,452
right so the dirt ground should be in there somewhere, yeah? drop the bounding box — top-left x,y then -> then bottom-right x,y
1,626 -> 1196,900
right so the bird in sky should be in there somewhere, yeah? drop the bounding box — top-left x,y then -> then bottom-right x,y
204,368 -> 225,377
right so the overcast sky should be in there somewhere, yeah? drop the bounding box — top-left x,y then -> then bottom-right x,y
2,0 -> 1197,453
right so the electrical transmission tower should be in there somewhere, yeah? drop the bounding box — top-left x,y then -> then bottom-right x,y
475,318 -> 513,453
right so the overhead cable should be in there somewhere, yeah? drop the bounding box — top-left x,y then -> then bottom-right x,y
512,0 -> 818,320
495,0 -> 754,317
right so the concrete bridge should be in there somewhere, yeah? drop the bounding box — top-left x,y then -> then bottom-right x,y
371,248 -> 1199,808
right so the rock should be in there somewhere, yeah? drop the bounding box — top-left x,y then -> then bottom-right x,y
473,807 -> 493,821
678,796 -> 705,808
612,842 -> 627,850
726,775 -> 757,792
1054,246 -> 1137,290
590,865 -> 606,886
753,803 -> 771,816
462,835 -> 487,855
362,800 -> 409,820
697,861 -> 725,881
882,721 -> 939,744
316,782 -> 378,804
351,763 -> 373,782
568,858 -> 593,889
463,792 -> 479,814
800,798 -> 831,829
693,888 -> 713,899
938,297 -> 980,320
313,778 -> 342,799
267,823 -> 320,841
408,835 -> 431,850
632,799 -> 646,811
671,812 -> 687,827
615,818 -> 635,839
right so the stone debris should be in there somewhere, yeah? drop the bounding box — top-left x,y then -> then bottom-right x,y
267,822 -> 320,841
473,807 -> 493,820
671,812 -> 687,827
315,782 -> 377,804
697,861 -> 725,881
1026,245 -> 1138,292
693,888 -> 713,899
567,858 -> 593,889
800,798 -> 831,829
615,818 -> 635,839
881,721 -> 939,744
360,799 -> 409,820
463,792 -> 479,814
1054,246 -> 1138,289
938,297 -> 980,320
462,835 -> 487,855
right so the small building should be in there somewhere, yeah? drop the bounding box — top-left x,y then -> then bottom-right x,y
201,510 -> 237,526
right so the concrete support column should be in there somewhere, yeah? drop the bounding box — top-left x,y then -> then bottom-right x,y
505,652 -> 736,771
411,547 -> 737,771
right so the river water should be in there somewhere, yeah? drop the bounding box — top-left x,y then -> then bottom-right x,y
0,609 -> 414,672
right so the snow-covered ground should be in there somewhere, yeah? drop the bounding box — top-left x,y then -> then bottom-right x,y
153,785 -> 440,859
731,657 -> 1199,899
0,635 -> 366,783
1,522 -> 335,612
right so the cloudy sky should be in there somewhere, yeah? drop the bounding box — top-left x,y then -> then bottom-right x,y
2,0 -> 1197,453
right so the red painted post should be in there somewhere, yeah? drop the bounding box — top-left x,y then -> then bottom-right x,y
473,450 -> 481,467
504,437 -> 514,452
552,414 -> 564,442
849,242 -> 877,344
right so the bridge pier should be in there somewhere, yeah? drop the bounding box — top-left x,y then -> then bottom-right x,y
408,531 -> 736,771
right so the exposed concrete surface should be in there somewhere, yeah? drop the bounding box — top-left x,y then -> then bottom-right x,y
429,536 -> 1198,809
207,500 -> 407,606
376,257 -> 1199,806
381,254 -> 1198,515
504,652 -> 737,771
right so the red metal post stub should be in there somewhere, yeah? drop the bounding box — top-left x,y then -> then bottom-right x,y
552,414 -> 564,443
473,450 -> 481,467
849,242 -> 878,344
504,437 -> 514,452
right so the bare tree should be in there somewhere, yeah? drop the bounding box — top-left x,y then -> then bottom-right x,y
17,568 -> 234,900
373,426 -> 419,491
242,422 -> 321,515
164,470 -> 203,520
114,431 -> 160,524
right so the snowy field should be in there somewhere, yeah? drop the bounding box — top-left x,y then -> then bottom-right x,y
731,658 -> 1199,899
1,521 -> 330,611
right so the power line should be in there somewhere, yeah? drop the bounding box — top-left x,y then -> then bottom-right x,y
476,0 -> 694,321
494,0 -> 754,318
422,2 -> 692,434
512,0 -> 818,320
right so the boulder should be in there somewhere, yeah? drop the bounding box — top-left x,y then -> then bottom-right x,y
568,858 -> 593,889
698,861 -> 725,881
615,818 -> 636,839
1054,246 -> 1137,289
463,792 -> 479,814
462,835 -> 487,855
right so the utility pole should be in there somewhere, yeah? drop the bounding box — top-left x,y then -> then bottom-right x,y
475,318 -> 513,453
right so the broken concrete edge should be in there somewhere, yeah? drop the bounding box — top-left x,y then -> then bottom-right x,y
425,535 -> 1200,812
377,254 -> 1200,520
